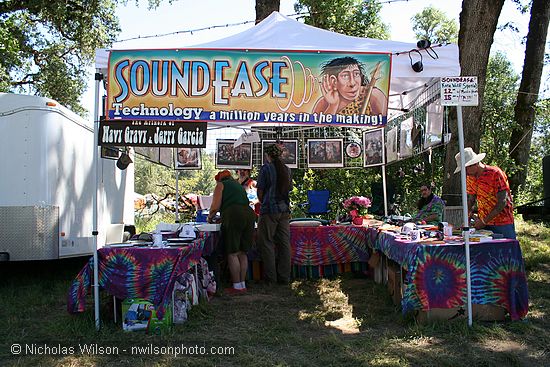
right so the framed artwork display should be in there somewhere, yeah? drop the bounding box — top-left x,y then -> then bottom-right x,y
363,128 -> 385,167
159,148 -> 173,168
400,117 -> 414,158
101,147 -> 120,160
174,148 -> 202,170
134,147 -> 160,163
345,141 -> 362,158
307,139 -> 344,168
216,140 -> 252,169
386,126 -> 398,163
261,140 -> 298,168
425,100 -> 444,147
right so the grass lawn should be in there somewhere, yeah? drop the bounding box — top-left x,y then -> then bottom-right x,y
1,218 -> 549,366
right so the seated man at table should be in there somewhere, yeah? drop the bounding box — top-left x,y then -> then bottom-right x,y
413,183 -> 445,225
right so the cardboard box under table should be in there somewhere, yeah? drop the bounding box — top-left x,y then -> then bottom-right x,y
386,260 -> 403,306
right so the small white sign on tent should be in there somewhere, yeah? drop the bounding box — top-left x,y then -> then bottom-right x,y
441,76 -> 479,106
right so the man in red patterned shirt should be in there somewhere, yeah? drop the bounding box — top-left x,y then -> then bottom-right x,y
454,147 -> 516,239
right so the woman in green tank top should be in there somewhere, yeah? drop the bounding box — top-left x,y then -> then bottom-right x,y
207,170 -> 256,295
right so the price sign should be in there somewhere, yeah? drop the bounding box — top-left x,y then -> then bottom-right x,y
440,76 -> 479,106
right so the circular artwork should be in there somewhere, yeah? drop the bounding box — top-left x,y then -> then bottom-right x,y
345,142 -> 362,158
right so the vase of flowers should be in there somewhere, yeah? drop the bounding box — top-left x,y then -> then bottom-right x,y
343,196 -> 372,225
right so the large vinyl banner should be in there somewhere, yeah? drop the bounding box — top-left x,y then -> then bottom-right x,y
106,49 -> 391,127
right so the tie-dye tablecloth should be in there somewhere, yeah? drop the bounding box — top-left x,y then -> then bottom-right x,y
368,229 -> 529,320
247,225 -> 370,280
291,225 -> 370,278
290,225 -> 370,265
67,237 -> 206,319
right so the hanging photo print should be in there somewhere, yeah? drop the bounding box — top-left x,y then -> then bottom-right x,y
262,140 -> 298,168
425,100 -> 444,147
386,126 -> 398,163
307,139 -> 344,168
399,117 -> 413,158
363,128 -> 385,167
345,142 -> 362,159
159,148 -> 173,168
174,148 -> 202,170
216,140 -> 252,169
101,147 -> 120,160
134,147 -> 160,163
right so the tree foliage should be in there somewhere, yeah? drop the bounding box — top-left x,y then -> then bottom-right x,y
507,0 -> 550,195
177,153 -> 217,196
441,0 -> 505,205
134,151 -> 217,227
294,0 -> 390,39
285,1 -> 389,218
475,52 -> 550,204
134,151 -> 216,197
411,6 -> 458,44
134,157 -> 174,197
479,52 -> 520,174
0,0 -> 172,115
255,0 -> 280,23
517,99 -> 550,205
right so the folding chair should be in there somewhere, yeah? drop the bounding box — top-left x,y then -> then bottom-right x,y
302,190 -> 331,216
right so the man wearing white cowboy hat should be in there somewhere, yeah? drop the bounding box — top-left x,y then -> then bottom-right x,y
454,147 -> 516,239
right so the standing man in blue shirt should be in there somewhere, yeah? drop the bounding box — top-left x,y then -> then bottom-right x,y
257,143 -> 293,285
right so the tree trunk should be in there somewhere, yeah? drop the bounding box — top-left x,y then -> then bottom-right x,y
508,0 -> 550,196
442,0 -> 504,205
255,0 -> 280,24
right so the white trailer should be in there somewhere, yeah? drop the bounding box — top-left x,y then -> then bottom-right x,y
0,93 -> 134,261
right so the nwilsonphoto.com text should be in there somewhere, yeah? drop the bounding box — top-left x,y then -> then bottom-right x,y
10,343 -> 235,357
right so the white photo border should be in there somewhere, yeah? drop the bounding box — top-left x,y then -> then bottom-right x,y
307,138 -> 344,168
174,147 -> 202,170
363,128 -> 385,167
261,140 -> 299,168
215,139 -> 253,169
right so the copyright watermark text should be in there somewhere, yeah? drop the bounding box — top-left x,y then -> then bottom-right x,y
10,343 -> 235,357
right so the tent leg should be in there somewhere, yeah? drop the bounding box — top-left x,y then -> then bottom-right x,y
457,105 -> 473,327
382,164 -> 388,217
113,296 -> 117,324
175,171 -> 180,223
93,70 -> 102,331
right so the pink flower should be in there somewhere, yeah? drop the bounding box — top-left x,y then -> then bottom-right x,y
343,196 -> 372,217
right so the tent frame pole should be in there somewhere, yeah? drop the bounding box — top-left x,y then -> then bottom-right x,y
92,71 -> 102,331
175,170 -> 180,223
381,164 -> 388,216
457,105 -> 473,326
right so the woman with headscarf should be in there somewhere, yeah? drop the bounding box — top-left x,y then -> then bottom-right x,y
207,170 -> 256,295
257,144 -> 293,285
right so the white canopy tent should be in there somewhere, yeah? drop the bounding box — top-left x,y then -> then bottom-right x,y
94,12 -> 460,125
91,12 -> 470,330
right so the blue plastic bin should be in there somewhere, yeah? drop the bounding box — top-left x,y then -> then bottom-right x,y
195,209 -> 209,223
